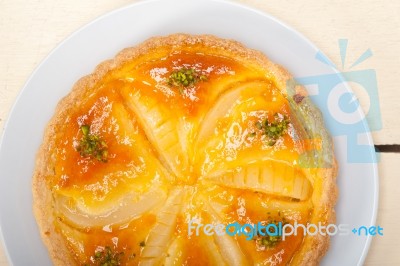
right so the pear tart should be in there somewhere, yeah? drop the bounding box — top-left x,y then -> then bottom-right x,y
33,34 -> 337,265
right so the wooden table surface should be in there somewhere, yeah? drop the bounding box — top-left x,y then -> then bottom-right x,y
0,0 -> 398,265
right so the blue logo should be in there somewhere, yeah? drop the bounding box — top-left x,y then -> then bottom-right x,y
287,39 -> 381,164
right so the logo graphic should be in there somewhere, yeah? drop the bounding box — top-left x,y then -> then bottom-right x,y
287,39 -> 381,163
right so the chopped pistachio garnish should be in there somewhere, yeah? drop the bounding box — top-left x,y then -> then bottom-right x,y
93,246 -> 124,266
259,234 -> 281,248
256,219 -> 284,249
167,67 -> 207,92
76,125 -> 108,162
247,132 -> 256,138
255,113 -> 290,146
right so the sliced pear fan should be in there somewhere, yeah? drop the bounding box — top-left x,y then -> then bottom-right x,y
206,160 -> 312,201
139,188 -> 184,265
55,189 -> 167,228
121,89 -> 187,176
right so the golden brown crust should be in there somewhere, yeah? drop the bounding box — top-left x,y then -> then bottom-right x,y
32,33 -> 337,265
291,165 -> 338,266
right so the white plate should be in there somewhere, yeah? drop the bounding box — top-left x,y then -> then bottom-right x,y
0,0 -> 378,265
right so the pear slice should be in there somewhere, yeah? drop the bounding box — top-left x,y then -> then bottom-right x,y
196,81 -> 270,146
198,234 -> 227,265
203,201 -> 250,266
55,188 -> 167,228
206,160 -> 312,201
163,237 -> 185,266
139,188 -> 184,265
56,221 -> 88,263
194,80 -> 287,176
121,89 -> 188,177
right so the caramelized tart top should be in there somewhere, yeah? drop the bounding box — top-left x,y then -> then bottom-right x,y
33,34 -> 337,266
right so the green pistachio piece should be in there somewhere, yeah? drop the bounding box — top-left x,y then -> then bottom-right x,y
77,125 -> 108,162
